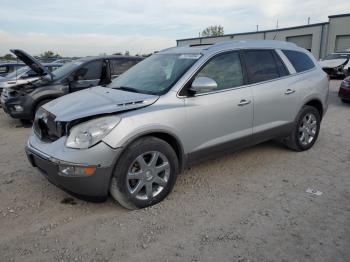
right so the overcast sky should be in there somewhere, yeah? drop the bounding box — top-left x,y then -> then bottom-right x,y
0,0 -> 349,56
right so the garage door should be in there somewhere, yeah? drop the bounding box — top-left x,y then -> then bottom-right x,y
335,35 -> 350,52
286,35 -> 313,51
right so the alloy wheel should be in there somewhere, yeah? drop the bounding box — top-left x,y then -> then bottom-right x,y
298,113 -> 317,146
126,151 -> 170,201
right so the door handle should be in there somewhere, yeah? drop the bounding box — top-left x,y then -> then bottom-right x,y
238,99 -> 251,106
285,89 -> 295,95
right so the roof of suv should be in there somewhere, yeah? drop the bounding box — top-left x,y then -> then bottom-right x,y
78,55 -> 144,62
160,40 -> 300,54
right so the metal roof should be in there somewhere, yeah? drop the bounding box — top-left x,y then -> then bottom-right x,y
176,22 -> 328,42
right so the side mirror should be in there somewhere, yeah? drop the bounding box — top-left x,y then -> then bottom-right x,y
189,76 -> 217,95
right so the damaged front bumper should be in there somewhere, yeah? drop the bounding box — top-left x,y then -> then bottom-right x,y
25,134 -> 122,201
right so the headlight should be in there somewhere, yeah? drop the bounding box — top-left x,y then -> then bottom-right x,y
66,116 -> 121,149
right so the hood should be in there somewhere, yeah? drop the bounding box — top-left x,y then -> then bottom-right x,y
43,86 -> 159,122
319,58 -> 348,68
10,49 -> 54,79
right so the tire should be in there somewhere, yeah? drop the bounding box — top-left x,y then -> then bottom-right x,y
33,99 -> 52,119
341,99 -> 350,104
283,105 -> 321,152
110,136 -> 179,209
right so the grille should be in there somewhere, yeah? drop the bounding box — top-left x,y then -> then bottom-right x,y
33,108 -> 65,142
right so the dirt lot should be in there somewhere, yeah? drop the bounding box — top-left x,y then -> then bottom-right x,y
0,80 -> 349,262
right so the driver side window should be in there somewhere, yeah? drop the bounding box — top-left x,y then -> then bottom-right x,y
195,52 -> 244,94
75,61 -> 102,81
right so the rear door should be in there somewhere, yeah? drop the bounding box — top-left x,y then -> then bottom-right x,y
242,49 -> 299,140
183,51 -> 253,160
69,60 -> 102,92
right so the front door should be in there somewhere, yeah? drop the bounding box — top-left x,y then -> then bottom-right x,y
183,51 -> 253,161
69,60 -> 102,92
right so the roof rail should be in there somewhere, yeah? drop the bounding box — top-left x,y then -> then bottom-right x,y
189,44 -> 213,47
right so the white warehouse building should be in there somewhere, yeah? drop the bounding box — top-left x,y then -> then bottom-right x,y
176,13 -> 350,60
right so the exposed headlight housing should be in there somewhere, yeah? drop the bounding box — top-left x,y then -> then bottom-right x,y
66,116 -> 121,149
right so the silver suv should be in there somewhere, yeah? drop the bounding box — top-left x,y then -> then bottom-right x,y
26,40 -> 329,209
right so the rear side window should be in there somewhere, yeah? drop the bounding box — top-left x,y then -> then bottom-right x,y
110,59 -> 139,76
243,50 -> 287,84
195,52 -> 244,92
282,50 -> 315,73
0,66 -> 9,74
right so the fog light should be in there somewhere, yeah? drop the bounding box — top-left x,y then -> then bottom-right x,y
58,165 -> 96,176
13,105 -> 23,112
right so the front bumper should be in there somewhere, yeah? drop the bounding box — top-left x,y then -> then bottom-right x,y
1,92 -> 34,120
26,135 -> 122,201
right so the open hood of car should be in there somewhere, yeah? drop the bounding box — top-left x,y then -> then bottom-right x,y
10,49 -> 54,79
43,87 -> 159,122
319,58 -> 348,68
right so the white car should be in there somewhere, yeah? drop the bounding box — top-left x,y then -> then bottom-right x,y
319,52 -> 350,77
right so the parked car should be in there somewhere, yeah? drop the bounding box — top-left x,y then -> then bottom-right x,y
0,63 -> 62,96
319,52 -> 350,78
25,40 -> 329,209
338,76 -> 350,103
1,49 -> 143,121
0,62 -> 25,77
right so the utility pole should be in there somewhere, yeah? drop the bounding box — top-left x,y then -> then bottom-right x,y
308,17 -> 311,24
256,25 -> 259,31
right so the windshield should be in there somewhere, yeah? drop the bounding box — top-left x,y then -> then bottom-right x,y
5,66 -> 29,79
109,53 -> 201,95
324,54 -> 350,60
51,60 -> 83,80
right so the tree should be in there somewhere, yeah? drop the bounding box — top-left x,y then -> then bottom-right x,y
40,51 -> 60,58
201,25 -> 224,37
113,52 -> 122,55
1,54 -> 15,60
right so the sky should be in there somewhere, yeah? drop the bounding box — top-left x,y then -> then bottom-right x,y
0,0 -> 349,56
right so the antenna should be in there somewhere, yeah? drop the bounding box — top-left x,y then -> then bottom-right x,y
273,19 -> 279,40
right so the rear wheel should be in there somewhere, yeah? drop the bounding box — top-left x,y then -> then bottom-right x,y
110,136 -> 179,209
283,105 -> 321,151
341,99 -> 350,104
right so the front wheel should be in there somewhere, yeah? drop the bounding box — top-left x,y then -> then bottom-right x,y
283,105 -> 321,151
110,137 -> 179,209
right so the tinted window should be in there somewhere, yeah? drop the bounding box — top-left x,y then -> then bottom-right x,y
244,50 -> 283,84
110,59 -> 139,76
76,60 -> 102,80
195,52 -> 243,93
282,50 -> 315,73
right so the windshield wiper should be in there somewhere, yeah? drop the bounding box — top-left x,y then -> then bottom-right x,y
116,86 -> 142,93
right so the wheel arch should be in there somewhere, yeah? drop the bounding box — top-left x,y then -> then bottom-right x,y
32,95 -> 60,115
118,130 -> 186,172
304,99 -> 324,119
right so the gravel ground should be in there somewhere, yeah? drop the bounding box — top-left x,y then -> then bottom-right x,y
0,80 -> 349,262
